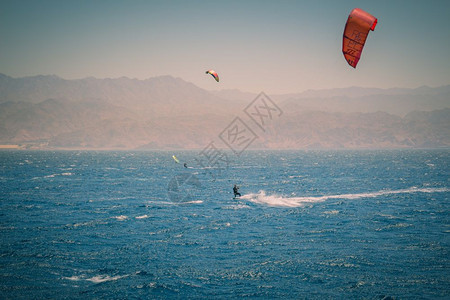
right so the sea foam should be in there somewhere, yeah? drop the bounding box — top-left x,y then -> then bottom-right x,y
241,187 -> 449,207
64,274 -> 129,283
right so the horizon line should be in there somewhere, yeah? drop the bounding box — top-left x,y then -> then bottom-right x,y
1,72 -> 449,96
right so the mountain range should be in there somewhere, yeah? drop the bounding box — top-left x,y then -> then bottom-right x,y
0,73 -> 449,150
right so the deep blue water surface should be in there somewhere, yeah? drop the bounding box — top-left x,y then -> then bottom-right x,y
1,150 -> 449,299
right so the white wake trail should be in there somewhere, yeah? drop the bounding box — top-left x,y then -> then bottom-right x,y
240,187 -> 449,207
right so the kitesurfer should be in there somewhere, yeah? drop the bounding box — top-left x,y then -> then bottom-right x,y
233,184 -> 241,198
184,163 -> 188,168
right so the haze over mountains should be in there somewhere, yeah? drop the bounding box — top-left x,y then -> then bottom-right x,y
0,73 -> 449,150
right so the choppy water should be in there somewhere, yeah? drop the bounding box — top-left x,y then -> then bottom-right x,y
0,150 -> 449,299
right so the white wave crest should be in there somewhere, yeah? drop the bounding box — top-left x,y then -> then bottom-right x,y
183,200 -> 203,204
135,215 -> 149,219
64,274 -> 129,283
86,275 -> 128,283
240,187 -> 449,208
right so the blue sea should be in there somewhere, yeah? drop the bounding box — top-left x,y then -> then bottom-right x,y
1,150 -> 449,299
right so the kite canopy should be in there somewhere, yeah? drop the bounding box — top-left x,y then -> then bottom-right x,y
206,70 -> 219,82
342,8 -> 377,68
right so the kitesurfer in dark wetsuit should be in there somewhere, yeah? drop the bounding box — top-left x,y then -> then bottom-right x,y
233,184 -> 241,198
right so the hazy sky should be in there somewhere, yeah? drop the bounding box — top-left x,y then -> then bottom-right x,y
1,0 -> 449,94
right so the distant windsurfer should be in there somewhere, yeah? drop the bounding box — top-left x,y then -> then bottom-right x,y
233,184 -> 241,198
